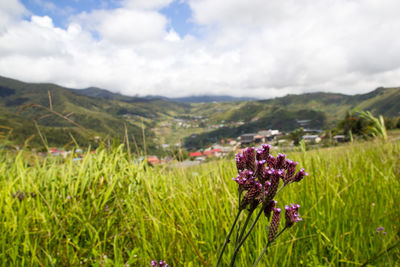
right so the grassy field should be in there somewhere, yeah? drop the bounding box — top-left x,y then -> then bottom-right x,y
0,139 -> 399,266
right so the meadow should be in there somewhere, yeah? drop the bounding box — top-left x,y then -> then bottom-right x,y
0,139 -> 399,266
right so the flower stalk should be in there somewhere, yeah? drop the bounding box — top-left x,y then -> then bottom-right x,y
215,144 -> 307,266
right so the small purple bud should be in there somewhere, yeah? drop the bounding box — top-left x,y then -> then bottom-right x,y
293,168 -> 308,182
105,205 -> 109,212
243,147 -> 256,172
276,153 -> 286,169
267,154 -> 277,169
285,204 -> 302,227
235,153 -> 246,172
268,207 -> 281,242
233,170 -> 256,191
256,144 -> 271,161
265,170 -> 281,202
283,160 -> 298,185
255,160 -> 267,182
240,181 -> 262,210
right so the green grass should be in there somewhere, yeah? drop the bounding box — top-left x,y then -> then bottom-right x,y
0,140 -> 399,266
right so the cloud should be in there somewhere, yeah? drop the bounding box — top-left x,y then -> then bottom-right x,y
0,0 -> 28,31
0,0 -> 400,98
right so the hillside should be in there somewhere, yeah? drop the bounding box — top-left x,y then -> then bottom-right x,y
182,87 -> 400,148
0,76 -> 188,150
1,75 -> 399,151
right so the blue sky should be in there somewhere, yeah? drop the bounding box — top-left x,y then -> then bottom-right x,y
1,0 -> 400,98
20,0 -> 195,37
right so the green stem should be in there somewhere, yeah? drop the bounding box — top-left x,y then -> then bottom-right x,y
229,208 -> 256,267
215,209 -> 242,267
237,209 -> 254,246
252,226 -> 287,267
234,191 -> 243,247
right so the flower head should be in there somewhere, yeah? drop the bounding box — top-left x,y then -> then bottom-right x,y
232,170 -> 256,191
276,153 -> 286,169
256,144 -> 271,161
268,207 -> 281,242
375,227 -> 386,235
285,204 -> 302,227
283,159 -> 298,185
293,168 -> 308,182
151,260 -> 168,267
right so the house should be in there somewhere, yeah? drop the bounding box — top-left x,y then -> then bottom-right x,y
147,156 -> 160,165
333,135 -> 346,142
302,135 -> 321,143
190,151 -> 203,157
240,133 -> 257,144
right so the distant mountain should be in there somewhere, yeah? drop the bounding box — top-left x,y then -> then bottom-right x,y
1,75 -> 399,150
71,89 -> 256,103
183,87 -> 400,148
168,95 -> 258,103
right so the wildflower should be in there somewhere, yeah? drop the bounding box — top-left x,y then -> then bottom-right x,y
375,227 -> 386,235
268,208 -> 281,242
255,160 -> 267,182
283,159 -> 298,185
151,260 -> 168,267
293,168 -> 308,182
240,181 -> 262,210
12,191 -> 26,202
105,205 -> 109,212
242,147 -> 256,171
256,144 -> 271,161
276,153 -> 286,169
232,169 -> 256,191
265,169 -> 283,202
285,204 -> 302,227
235,153 -> 246,172
267,154 -> 277,169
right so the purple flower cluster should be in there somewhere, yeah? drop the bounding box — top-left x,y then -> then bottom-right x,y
233,144 -> 307,245
285,204 -> 302,227
233,145 -> 308,213
375,227 -> 386,235
151,260 -> 168,267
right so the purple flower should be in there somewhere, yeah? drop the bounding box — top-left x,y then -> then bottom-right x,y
240,181 -> 262,210
151,260 -> 168,267
255,160 -> 267,182
285,204 -> 302,227
265,169 -> 283,202
267,154 -> 277,169
105,205 -> 109,212
283,160 -> 298,185
243,147 -> 256,172
293,168 -> 308,182
268,207 -> 281,242
375,227 -> 386,235
276,153 -> 286,169
235,153 -> 246,172
232,170 -> 256,191
256,144 -> 271,161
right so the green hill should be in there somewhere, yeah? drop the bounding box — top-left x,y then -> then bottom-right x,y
1,75 -> 399,151
0,76 -> 188,151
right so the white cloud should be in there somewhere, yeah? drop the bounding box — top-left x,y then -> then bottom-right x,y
0,0 -> 28,31
0,0 -> 400,98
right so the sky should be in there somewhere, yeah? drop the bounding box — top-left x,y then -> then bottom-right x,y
0,0 -> 400,98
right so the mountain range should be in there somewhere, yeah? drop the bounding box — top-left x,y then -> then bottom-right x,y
0,75 -> 399,151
